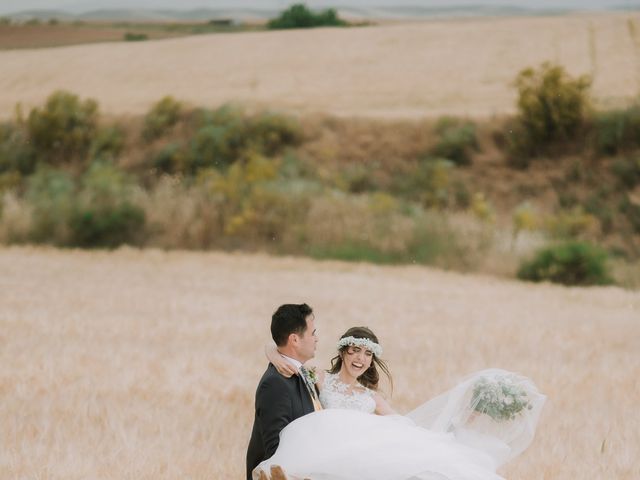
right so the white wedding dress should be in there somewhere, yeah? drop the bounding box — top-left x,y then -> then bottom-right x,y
255,369 -> 545,480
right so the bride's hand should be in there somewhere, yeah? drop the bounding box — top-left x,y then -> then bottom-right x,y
265,342 -> 298,378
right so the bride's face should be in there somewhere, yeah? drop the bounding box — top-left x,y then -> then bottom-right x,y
342,345 -> 373,379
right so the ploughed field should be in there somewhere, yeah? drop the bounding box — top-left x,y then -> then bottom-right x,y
0,247 -> 638,478
0,13 -> 638,119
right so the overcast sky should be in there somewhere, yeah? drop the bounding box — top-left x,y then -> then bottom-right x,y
0,0 -> 638,15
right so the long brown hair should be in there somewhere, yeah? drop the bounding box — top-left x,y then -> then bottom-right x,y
328,326 -> 393,392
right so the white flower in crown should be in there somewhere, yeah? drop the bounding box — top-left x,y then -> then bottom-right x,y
336,336 -> 383,357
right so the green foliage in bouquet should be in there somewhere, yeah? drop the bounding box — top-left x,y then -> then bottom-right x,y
472,376 -> 532,422
517,241 -> 613,286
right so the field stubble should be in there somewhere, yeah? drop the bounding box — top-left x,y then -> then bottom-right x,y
0,13 -> 638,119
0,247 -> 638,479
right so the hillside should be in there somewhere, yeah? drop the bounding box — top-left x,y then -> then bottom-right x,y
0,13 -> 638,119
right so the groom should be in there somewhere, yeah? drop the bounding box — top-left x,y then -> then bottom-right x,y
246,303 -> 319,480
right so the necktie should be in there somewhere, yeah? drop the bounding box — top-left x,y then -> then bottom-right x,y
299,366 -> 322,411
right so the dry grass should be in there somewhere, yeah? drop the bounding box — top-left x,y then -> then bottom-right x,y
0,13 -> 638,120
0,24 -> 182,50
0,246 -> 638,479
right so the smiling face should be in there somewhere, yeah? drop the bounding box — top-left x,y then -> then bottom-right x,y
341,344 -> 373,380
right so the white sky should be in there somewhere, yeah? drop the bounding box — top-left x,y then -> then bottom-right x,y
0,0 -> 637,15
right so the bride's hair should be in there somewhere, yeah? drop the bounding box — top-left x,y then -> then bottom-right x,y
328,326 -> 393,393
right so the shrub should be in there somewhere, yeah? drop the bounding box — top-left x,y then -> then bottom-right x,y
431,118 -> 478,166
89,125 -> 125,161
544,207 -> 598,239
190,104 -> 245,130
188,124 -> 245,172
510,63 -> 591,159
470,192 -> 495,224
151,142 -> 186,174
25,166 -> 75,244
268,3 -> 347,29
26,90 -> 99,164
185,109 -> 301,174
611,156 -> 640,190
69,203 -> 145,248
124,32 -> 148,41
593,105 -> 640,156
0,122 -> 38,175
337,164 -> 378,193
244,112 -> 302,156
517,241 -> 613,286
394,158 -> 453,209
142,96 -> 183,141
584,191 -> 615,235
206,154 -> 280,237
619,197 -> 640,234
68,163 -> 145,248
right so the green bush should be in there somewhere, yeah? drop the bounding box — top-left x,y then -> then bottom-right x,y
619,197 -> 640,234
611,156 -> 640,190
510,63 -> 591,159
142,96 -> 183,141
0,122 -> 38,175
584,191 -> 614,235
517,241 -> 612,286
26,90 -> 99,164
268,3 -> 347,29
151,142 -> 186,174
244,112 -> 302,156
26,166 -> 75,244
69,203 -> 145,248
183,109 -> 300,174
68,163 -> 145,248
124,32 -> 148,41
431,118 -> 478,166
393,158 -> 454,209
89,125 -> 125,161
593,105 -> 640,156
188,124 -> 245,172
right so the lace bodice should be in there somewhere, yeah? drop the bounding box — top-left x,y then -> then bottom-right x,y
319,373 -> 376,413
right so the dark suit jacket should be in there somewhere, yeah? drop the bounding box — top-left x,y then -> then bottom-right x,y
246,363 -> 314,480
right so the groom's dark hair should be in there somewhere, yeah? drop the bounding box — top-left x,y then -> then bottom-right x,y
271,303 -> 313,347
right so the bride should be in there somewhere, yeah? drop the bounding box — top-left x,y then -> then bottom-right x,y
254,326 -> 545,480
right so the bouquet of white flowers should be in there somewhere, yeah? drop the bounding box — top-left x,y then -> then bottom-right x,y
471,374 -> 533,422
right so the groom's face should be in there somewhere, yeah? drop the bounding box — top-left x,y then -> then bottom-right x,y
295,314 -> 317,362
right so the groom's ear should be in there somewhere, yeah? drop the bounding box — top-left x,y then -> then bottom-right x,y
288,332 -> 299,346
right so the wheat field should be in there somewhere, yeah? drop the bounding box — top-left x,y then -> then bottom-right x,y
0,246 -> 638,479
1,13 -> 639,119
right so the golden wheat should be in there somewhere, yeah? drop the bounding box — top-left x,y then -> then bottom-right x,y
0,246 -> 638,479
0,13 -> 638,119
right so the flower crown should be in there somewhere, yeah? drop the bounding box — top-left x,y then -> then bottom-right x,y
337,336 -> 383,357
